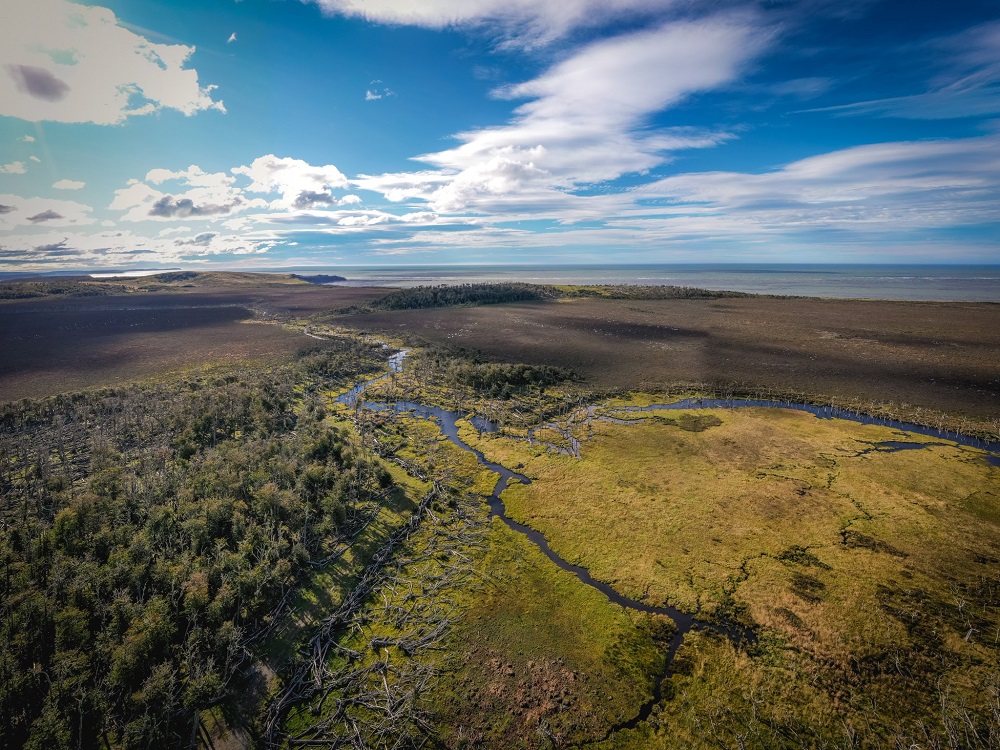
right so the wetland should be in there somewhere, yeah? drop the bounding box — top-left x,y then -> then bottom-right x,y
1,273 -> 997,749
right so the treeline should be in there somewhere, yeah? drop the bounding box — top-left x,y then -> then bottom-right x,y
368,283 -> 560,311
0,340 -> 393,749
562,284 -> 760,300
344,282 -> 772,314
0,280 -> 126,301
408,348 -> 575,398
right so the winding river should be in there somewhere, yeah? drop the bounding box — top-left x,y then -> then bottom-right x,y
334,348 -> 998,732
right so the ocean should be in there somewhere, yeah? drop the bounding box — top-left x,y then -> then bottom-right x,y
296,264 -> 1000,302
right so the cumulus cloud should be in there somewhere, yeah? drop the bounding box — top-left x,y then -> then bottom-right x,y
19,135 -> 36,143
146,165 -> 236,188
148,195 -> 244,218
53,179 -> 85,190
234,154 -> 350,209
0,228 -> 278,269
32,239 -> 75,255
8,65 -> 70,102
174,232 -> 217,246
0,0 -> 224,124
1,162 -> 27,174
27,209 -> 64,223
111,156 -> 356,221
0,194 -> 94,228
111,169 -> 262,222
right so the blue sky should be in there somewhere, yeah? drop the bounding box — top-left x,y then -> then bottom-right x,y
1,0 -> 998,271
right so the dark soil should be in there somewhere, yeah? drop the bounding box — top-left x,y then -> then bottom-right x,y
0,285 -> 391,401
340,296 -> 1000,424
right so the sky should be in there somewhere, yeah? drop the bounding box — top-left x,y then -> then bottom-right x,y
1,0 -> 999,272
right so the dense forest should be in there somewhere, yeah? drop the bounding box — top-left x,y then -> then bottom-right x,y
353,282 -> 765,313
561,284 -> 760,300
366,283 -> 560,310
0,339 -> 394,749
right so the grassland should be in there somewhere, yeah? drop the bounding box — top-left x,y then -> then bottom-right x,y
460,403 -> 1000,746
275,407 -> 669,748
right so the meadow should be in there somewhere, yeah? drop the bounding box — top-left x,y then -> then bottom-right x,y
461,403 -> 1000,747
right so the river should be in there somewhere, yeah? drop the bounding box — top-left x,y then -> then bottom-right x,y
334,348 -> 998,732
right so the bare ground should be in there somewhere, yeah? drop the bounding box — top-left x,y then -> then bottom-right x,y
339,296 -> 1000,424
0,285 -> 390,401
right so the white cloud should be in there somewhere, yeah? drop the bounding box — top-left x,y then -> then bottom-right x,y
0,194 -> 95,228
110,172 -> 261,222
1,162 -> 27,174
29,156 -> 41,163
19,135 -> 35,143
309,0 -> 674,47
617,133 -> 1000,236
53,179 -> 85,190
357,14 -> 765,214
146,165 -> 236,189
0,228 -> 276,267
365,82 -> 394,101
233,154 -> 350,208
0,0 -> 224,124
108,156 -> 356,222
227,32 -> 238,44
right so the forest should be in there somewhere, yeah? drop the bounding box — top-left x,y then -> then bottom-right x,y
0,339 -> 394,748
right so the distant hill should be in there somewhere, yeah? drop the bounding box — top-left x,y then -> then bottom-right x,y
291,274 -> 347,284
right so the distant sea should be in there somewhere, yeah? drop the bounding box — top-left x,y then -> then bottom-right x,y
297,264 -> 1000,302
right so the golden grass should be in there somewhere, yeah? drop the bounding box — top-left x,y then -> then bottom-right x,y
462,401 -> 1000,745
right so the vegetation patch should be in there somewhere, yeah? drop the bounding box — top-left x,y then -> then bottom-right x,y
0,339 -> 400,749
367,283 -> 560,311
462,402 -> 1000,745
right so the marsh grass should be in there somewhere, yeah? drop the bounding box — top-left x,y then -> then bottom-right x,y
462,401 -> 1000,746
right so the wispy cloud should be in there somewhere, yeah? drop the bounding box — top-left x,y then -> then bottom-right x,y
357,14 -> 767,215
803,21 -> 1000,120
308,0 -> 673,48
1,162 -> 27,174
365,80 -> 394,101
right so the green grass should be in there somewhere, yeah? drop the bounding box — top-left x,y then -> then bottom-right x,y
422,521 -> 668,749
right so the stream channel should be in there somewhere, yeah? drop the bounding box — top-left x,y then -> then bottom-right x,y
334,348 -> 999,733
